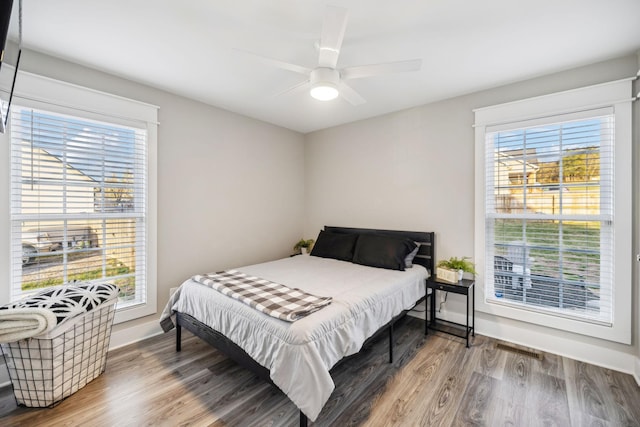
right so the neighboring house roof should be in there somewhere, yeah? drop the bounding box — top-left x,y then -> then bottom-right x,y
496,148 -> 540,173
20,147 -> 98,216
26,147 -> 97,183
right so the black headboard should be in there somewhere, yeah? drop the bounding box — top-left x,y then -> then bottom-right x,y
324,226 -> 435,274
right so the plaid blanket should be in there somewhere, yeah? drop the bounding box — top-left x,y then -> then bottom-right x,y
192,270 -> 332,322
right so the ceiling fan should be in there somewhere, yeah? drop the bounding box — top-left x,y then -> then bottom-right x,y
239,6 -> 422,105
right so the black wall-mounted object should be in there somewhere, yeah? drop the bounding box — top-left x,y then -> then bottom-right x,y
0,0 -> 18,134
0,0 -> 13,64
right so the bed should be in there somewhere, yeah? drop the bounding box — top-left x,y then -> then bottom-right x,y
160,226 -> 435,425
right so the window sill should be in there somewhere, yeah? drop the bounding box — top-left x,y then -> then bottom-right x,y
476,286 -> 630,344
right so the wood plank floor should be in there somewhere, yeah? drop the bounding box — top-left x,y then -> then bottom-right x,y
1,316 -> 639,426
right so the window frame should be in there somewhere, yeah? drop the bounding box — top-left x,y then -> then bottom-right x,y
473,78 -> 633,344
3,70 -> 158,324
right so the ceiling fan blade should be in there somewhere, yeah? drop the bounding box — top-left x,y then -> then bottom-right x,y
339,81 -> 366,106
318,6 -> 348,68
341,59 -> 422,80
275,79 -> 310,97
234,48 -> 311,76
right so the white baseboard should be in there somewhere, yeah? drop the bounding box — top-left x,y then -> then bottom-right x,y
0,318 -> 164,389
410,302 -> 638,378
3,314 -> 638,391
408,300 -> 427,320
477,316 -> 636,377
407,301 -> 470,326
108,318 -> 164,351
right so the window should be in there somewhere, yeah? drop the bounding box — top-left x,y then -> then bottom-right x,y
487,111 -> 613,322
474,79 -> 632,344
6,71 -> 158,323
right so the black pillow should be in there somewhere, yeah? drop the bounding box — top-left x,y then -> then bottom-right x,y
310,230 -> 359,261
352,234 -> 417,271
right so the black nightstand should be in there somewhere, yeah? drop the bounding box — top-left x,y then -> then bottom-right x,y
427,276 -> 475,347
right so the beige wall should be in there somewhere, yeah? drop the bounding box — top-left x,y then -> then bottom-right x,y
0,49 -> 306,333
0,47 -> 637,375
305,54 -> 639,373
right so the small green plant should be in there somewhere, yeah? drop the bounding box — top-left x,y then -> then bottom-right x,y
437,256 -> 477,275
293,238 -> 315,253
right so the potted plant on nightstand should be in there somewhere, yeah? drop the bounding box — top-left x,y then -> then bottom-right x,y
437,256 -> 477,283
293,238 -> 314,255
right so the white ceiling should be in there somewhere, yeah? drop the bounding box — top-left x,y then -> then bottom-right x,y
8,0 -> 640,134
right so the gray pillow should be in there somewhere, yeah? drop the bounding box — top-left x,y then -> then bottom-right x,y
405,244 -> 420,268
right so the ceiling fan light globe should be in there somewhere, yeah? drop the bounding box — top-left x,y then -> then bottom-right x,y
310,68 -> 340,101
310,83 -> 339,101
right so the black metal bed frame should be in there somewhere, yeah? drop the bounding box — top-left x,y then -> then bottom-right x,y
175,226 -> 435,426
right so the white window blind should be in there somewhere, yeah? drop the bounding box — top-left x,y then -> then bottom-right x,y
484,109 -> 614,325
10,106 -> 148,310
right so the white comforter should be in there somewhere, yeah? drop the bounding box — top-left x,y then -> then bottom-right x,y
160,255 -> 428,421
